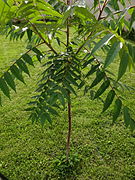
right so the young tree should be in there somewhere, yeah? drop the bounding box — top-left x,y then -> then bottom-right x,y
0,0 -> 135,160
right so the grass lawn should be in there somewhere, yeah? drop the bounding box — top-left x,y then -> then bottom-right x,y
0,35 -> 135,180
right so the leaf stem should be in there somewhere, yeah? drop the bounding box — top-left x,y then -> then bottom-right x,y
30,23 -> 58,54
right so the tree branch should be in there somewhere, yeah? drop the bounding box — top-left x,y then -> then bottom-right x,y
98,0 -> 109,20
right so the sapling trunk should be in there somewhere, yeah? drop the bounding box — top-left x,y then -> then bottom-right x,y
66,93 -> 72,160
66,0 -> 72,161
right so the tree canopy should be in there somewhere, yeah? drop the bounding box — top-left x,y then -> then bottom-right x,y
0,0 -> 135,156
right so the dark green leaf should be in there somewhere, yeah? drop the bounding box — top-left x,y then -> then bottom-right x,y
49,93 -> 58,105
94,80 -> 110,99
0,78 -> 10,99
102,90 -> 115,112
36,54 -> 42,62
58,86 -> 70,102
22,54 -> 34,66
47,106 -> 59,116
104,41 -> 121,68
63,80 -> 77,95
69,70 -> 80,79
90,71 -> 105,89
56,37 -> 61,46
123,106 -> 131,127
86,64 -> 100,78
78,80 -> 85,89
27,29 -> 32,41
32,47 -> 43,57
65,73 -> 78,87
4,72 -> 16,92
17,59 -> 30,76
28,112 -> 38,124
10,65 -> 25,84
40,112 -> 46,126
117,52 -> 128,80
123,106 -> 135,131
45,112 -> 52,124
113,99 -> 122,122
83,58 -> 95,68
58,93 -> 65,108
130,118 -> 135,131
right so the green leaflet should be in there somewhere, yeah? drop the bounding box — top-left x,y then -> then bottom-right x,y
22,54 -> 34,66
102,90 -> 115,112
45,112 -> 52,124
10,65 -> 25,84
75,7 -> 96,21
91,34 -> 114,55
117,52 -> 128,81
32,47 -> 43,57
27,29 -> 32,42
63,80 -> 77,96
40,111 -> 52,125
39,112 -> 47,126
0,77 -> 10,99
94,80 -> 110,99
83,58 -> 95,68
58,93 -> 65,108
17,59 -> 30,76
130,118 -> 135,131
78,80 -> 85,89
113,99 -> 122,122
123,106 -> 131,127
47,106 -> 59,116
4,72 -> 16,92
104,41 -> 121,68
65,73 -> 78,87
56,37 -> 61,46
29,112 -> 38,124
58,86 -> 70,102
69,70 -> 80,79
123,106 -> 135,131
86,64 -> 100,78
90,71 -> 105,89
49,93 -> 58,105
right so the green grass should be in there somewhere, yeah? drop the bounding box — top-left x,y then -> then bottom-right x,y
0,35 -> 135,180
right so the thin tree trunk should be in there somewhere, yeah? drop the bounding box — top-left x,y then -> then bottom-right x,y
66,93 -> 72,160
66,0 -> 72,161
